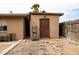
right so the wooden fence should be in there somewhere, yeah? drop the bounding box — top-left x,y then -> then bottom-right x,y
60,20 -> 79,42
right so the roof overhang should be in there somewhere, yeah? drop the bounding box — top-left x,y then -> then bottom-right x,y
0,12 -> 64,17
29,12 -> 64,16
0,13 -> 29,17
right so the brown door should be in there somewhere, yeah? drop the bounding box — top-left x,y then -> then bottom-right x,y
40,18 -> 50,38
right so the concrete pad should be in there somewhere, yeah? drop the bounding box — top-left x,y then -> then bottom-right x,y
0,40 -> 21,55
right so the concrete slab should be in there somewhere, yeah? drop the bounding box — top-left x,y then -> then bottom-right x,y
0,40 -> 21,55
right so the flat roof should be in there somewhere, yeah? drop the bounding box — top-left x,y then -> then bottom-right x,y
0,12 -> 64,17
0,13 -> 29,17
29,12 -> 64,16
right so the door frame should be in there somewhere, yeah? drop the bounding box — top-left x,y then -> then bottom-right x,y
40,18 -> 50,38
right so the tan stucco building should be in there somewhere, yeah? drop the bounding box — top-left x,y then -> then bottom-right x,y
0,12 -> 63,40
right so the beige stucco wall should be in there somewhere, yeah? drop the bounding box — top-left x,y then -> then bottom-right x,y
0,16 -> 24,40
0,15 -> 60,40
30,15 -> 59,39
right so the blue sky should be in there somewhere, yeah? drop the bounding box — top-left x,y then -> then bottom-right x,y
0,0 -> 79,22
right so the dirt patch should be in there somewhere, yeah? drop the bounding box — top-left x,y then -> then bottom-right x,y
6,38 -> 79,55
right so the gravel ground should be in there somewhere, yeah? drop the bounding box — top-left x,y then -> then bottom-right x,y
6,38 -> 79,55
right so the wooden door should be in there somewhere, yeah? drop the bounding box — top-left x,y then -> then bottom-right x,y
40,19 -> 50,38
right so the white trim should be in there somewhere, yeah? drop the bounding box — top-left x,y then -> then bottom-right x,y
0,31 -> 7,32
